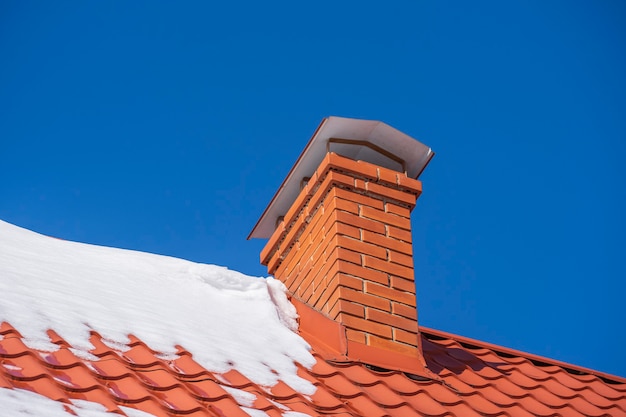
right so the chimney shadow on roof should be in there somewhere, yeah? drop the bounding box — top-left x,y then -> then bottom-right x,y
421,335 -> 511,376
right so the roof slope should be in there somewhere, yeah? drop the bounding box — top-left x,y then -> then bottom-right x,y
1,220 -> 625,416
2,321 -> 625,417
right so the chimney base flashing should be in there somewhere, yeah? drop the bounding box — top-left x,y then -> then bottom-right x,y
293,297 -> 429,376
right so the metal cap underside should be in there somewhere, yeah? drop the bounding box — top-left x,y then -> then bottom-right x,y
248,116 -> 434,239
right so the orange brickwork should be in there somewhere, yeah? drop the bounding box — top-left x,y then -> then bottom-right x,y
261,152 -> 423,356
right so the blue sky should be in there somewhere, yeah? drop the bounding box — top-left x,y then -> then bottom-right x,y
2,1 -> 625,378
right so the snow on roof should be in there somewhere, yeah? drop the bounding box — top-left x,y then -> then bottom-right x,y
0,387 -> 155,417
0,220 -> 315,394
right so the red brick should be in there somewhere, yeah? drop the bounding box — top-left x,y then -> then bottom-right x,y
396,175 -> 423,194
364,281 -> 416,307
332,222 -> 361,240
335,247 -> 362,266
337,260 -> 389,285
391,302 -> 417,320
364,181 -> 417,207
360,205 -> 411,230
388,249 -> 414,267
282,185 -> 313,233
329,300 -> 365,319
365,308 -> 418,333
334,187 -> 384,210
385,202 -> 411,217
362,255 -> 413,281
338,313 -> 393,339
305,171 -> 350,216
393,328 -> 419,347
337,286 -> 390,312
335,274 -> 364,291
336,211 -> 386,235
346,329 -> 367,344
386,225 -> 412,242
376,166 -> 399,185
336,235 -> 387,261
354,178 -> 367,192
362,230 -> 413,256
333,196 -> 359,215
390,276 -> 416,293
327,153 -> 379,180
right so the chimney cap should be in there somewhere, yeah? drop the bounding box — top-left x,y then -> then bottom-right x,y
248,116 -> 434,239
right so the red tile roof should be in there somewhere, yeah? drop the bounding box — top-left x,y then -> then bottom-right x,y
2,318 -> 625,416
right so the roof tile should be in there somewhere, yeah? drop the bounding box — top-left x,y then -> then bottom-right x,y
405,390 -> 450,416
567,395 -> 612,417
515,394 -> 561,416
361,381 -> 406,408
308,383 -> 347,410
50,365 -> 101,392
1,321 -> 626,416
475,384 -> 517,407
317,373 -> 362,398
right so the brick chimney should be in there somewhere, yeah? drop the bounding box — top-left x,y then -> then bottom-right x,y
249,117 -> 434,371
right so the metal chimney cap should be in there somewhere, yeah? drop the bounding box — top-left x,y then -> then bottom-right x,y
248,116 -> 434,239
